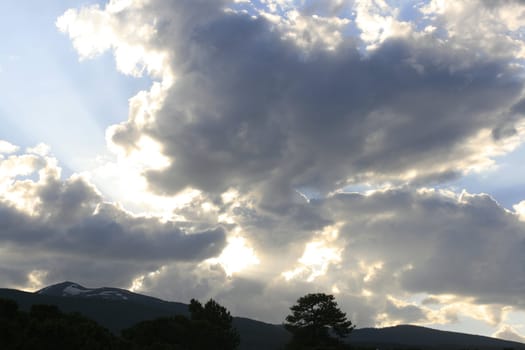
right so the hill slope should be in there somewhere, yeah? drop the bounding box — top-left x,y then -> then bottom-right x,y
351,325 -> 525,349
1,282 -> 524,350
0,283 -> 289,350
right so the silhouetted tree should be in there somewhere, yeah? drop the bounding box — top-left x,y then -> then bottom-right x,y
189,298 -> 240,349
0,297 -> 18,319
0,299 -> 120,350
0,296 -> 241,350
121,315 -> 191,349
284,293 -> 354,349
0,298 -> 22,348
122,298 -> 239,350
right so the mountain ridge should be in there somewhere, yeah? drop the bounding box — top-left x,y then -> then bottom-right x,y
1,283 -> 289,350
36,281 -> 166,304
1,281 -> 524,350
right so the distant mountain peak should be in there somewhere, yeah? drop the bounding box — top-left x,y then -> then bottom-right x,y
36,281 -> 79,294
35,281 -> 161,303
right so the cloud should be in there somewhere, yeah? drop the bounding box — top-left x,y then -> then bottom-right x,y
0,143 -> 226,288
353,0 -> 413,50
115,185 -> 525,329
57,0 -> 525,215
493,324 -> 525,343
514,200 -> 525,222
320,189 -> 525,306
383,297 -> 428,325
0,140 -> 18,154
421,0 -> 525,58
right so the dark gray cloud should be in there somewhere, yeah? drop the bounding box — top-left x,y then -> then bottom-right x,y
0,263 -> 28,288
323,189 -> 525,308
0,252 -> 158,290
106,0 -> 524,212
0,151 -> 226,288
481,0 -> 525,7
384,299 -> 428,324
0,186 -> 224,262
300,0 -> 353,17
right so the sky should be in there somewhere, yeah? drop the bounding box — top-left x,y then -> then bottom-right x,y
2,0 -> 525,343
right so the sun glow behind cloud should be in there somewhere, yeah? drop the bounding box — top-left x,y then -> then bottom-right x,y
129,266 -> 165,293
283,223 -> 343,282
84,143 -> 200,221
205,236 -> 260,277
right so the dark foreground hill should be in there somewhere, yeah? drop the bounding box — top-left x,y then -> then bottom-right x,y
1,281 -> 524,350
0,282 -> 289,350
351,325 -> 525,349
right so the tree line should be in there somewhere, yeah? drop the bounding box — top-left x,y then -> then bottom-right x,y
0,292 -> 379,350
0,297 -> 240,350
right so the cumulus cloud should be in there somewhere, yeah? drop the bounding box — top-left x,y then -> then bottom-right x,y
321,189 -> 525,305
353,0 -> 413,50
514,200 -> 525,222
0,140 -> 18,154
0,143 -> 225,289
116,186 -> 525,329
56,0 -> 525,216
421,0 -> 525,58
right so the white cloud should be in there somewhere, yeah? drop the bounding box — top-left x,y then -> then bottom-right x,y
354,0 -> 413,50
56,0 -> 172,81
259,8 -> 351,52
421,0 -> 525,59
514,200 -> 525,221
0,140 -> 19,154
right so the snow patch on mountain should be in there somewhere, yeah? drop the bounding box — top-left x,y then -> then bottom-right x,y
63,284 -> 92,296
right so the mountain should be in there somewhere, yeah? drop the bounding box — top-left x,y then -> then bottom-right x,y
1,282 -> 524,350
350,325 -> 525,349
0,282 -> 290,350
36,281 -> 167,304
